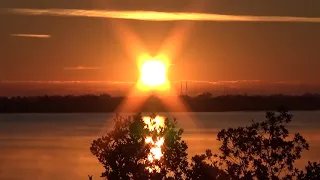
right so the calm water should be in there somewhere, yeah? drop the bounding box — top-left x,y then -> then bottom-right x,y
0,112 -> 320,180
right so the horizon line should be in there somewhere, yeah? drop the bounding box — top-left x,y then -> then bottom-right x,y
0,80 -> 319,85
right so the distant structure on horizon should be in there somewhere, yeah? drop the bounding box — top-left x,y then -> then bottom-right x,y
180,81 -> 188,96
186,81 -> 188,96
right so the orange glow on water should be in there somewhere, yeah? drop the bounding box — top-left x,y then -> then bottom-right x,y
143,116 -> 165,133
145,137 -> 164,161
143,116 -> 165,173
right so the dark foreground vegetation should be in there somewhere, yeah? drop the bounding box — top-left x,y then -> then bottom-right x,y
1,93 -> 320,113
90,111 -> 320,180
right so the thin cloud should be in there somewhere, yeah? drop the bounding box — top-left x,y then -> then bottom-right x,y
10,33 -> 51,38
172,80 -> 262,84
0,80 -> 135,84
3,8 -> 320,23
64,66 -> 101,70
1,80 -> 312,85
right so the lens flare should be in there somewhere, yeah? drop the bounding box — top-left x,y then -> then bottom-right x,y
143,116 -> 165,173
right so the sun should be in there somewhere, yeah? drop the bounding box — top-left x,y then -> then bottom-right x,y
140,60 -> 167,87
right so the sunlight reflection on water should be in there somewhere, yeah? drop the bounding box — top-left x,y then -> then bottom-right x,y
0,111 -> 320,180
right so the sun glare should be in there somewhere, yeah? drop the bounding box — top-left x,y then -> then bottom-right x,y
143,116 -> 165,173
140,60 -> 167,87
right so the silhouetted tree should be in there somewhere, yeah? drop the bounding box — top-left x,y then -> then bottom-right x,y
90,113 -> 189,180
297,161 -> 320,180
90,111 -> 319,180
213,110 -> 309,180
196,92 -> 213,99
187,149 -> 228,180
88,175 -> 93,180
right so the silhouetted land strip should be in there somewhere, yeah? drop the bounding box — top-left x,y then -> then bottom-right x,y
1,93 -> 320,113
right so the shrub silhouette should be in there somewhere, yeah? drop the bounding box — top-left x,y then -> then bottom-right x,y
212,110 -> 310,180
298,161 -> 320,180
90,111 -> 319,180
90,113 -> 189,180
187,150 -> 228,179
88,175 -> 93,180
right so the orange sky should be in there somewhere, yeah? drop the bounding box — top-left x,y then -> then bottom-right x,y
1,0 -> 320,95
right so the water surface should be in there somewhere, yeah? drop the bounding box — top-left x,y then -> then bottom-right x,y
0,112 -> 319,180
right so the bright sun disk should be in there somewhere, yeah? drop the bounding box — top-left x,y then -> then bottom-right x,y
140,60 -> 167,87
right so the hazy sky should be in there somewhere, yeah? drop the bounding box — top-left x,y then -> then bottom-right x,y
1,0 -> 320,84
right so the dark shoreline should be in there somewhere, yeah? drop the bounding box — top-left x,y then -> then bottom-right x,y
1,94 -> 320,113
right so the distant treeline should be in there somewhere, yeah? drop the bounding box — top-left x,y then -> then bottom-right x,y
1,93 -> 320,113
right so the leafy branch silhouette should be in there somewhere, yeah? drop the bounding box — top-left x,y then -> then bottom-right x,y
90,111 -> 319,180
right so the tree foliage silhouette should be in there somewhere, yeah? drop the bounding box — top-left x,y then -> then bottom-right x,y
187,149 -> 228,180
298,161 -> 320,180
213,110 -> 310,180
90,113 -> 189,180
90,111 -> 319,180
